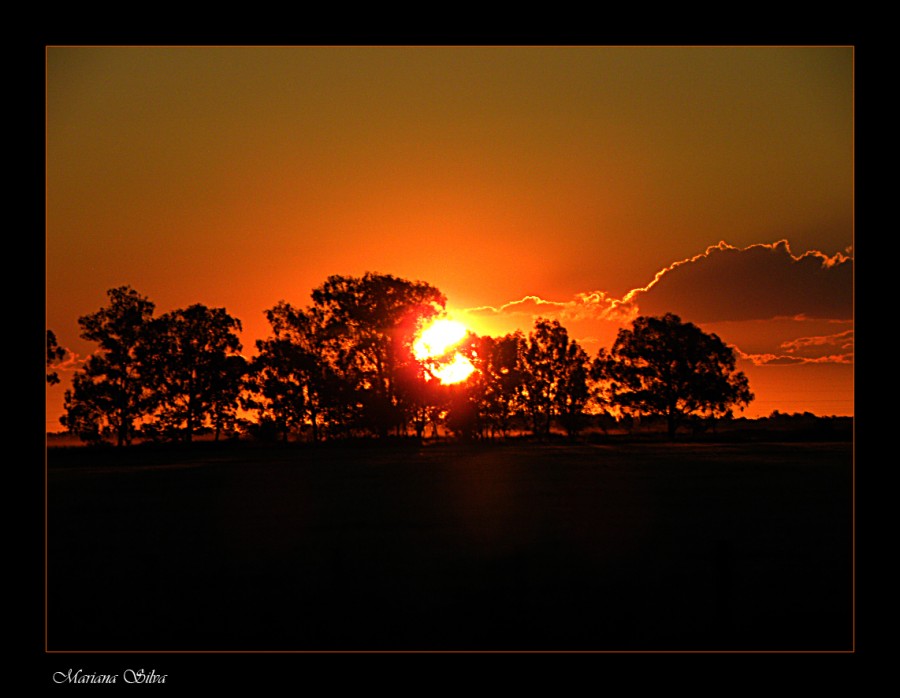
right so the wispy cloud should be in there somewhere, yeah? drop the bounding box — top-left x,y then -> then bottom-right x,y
781,329 -> 854,354
736,348 -> 854,366
465,290 -> 636,324
54,352 -> 87,374
729,329 -> 856,365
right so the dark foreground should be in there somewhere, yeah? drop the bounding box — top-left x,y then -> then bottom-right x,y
47,440 -> 852,651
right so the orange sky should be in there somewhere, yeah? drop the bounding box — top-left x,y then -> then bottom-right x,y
45,46 -> 853,430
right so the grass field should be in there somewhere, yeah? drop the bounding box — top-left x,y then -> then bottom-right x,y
47,440 -> 853,652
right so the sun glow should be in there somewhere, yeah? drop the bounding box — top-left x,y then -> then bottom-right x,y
413,318 -> 476,384
430,352 -> 476,384
413,319 -> 467,359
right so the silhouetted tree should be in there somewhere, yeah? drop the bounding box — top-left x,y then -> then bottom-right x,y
310,273 -> 446,437
61,370 -> 110,444
519,318 -> 591,438
61,287 -> 155,446
46,330 -> 67,385
141,304 -> 243,443
244,302 -> 340,442
470,332 -> 526,439
245,336 -> 309,442
555,339 -> 592,438
208,353 -> 249,441
602,313 -> 753,439
393,349 -> 443,439
587,347 -> 619,432
444,381 -> 481,440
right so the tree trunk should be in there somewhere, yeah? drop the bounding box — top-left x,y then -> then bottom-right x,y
667,412 -> 677,440
186,373 -> 195,444
117,384 -> 128,447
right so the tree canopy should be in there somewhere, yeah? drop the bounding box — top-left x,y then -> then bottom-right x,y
244,302 -> 338,443
56,283 -> 755,445
310,273 -> 446,437
47,330 -> 67,385
601,313 -> 753,438
518,319 -> 592,438
141,304 -> 244,442
61,286 -> 156,446
61,289 -> 245,445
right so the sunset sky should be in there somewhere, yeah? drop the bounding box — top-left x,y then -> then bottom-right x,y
45,46 -> 853,430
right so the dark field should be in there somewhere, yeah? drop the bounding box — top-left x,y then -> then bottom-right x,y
47,440 -> 853,652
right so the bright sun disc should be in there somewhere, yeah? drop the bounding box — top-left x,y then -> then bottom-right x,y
430,353 -> 475,384
413,318 -> 476,384
413,319 -> 468,360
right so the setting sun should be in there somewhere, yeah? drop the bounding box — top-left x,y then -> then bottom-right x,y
413,319 -> 467,359
430,352 -> 475,384
413,318 -> 475,384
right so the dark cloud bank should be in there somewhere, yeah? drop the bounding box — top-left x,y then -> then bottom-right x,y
628,240 -> 852,323
463,240 -> 853,366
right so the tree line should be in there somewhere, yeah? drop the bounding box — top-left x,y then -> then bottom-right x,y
47,274 -> 753,445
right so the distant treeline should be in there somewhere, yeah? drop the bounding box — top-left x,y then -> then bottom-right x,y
48,274 -> 755,446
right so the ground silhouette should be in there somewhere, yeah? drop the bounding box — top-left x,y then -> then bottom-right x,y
47,439 -> 852,651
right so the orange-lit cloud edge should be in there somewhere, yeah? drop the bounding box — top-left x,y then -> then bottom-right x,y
453,239 -> 853,369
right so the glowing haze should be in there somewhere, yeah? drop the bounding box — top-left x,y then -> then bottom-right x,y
413,319 -> 476,384
46,46 -> 853,430
413,319 -> 469,360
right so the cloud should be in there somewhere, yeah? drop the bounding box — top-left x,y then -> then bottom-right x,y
737,327 -> 855,366
464,240 -> 851,336
53,352 -> 87,374
781,329 -> 854,356
625,240 -> 852,323
736,351 -> 807,366
465,290 -> 636,325
465,295 -> 569,318
736,348 -> 854,366
699,318 -> 853,367
459,292 -> 633,351
459,240 -> 853,369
